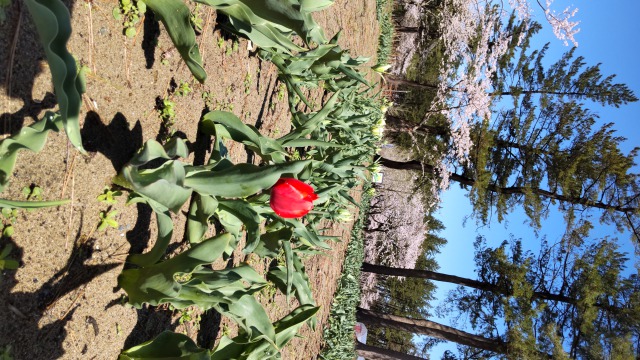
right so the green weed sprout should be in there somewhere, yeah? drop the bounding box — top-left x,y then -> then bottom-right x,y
113,0 -> 146,38
98,210 -> 119,232
0,244 -> 18,271
97,187 -> 123,205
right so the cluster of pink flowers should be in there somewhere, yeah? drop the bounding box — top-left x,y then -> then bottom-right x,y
419,0 -> 580,201
543,0 -> 580,46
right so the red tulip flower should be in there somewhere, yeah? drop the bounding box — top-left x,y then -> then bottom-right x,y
270,178 -> 319,218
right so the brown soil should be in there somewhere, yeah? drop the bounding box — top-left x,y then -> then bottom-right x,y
0,1 -> 378,359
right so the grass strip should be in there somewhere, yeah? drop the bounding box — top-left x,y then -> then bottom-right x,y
319,183 -> 373,360
375,0 -> 394,64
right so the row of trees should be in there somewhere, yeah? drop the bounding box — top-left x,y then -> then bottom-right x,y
360,236 -> 639,358
360,0 -> 639,358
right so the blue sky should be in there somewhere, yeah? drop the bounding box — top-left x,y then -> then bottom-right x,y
428,2 -> 640,357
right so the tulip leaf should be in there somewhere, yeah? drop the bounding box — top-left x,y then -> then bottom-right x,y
0,112 -> 62,193
214,294 -> 276,344
120,138 -> 192,213
278,217 -> 330,250
144,0 -> 206,82
280,138 -> 344,148
0,198 -> 70,209
194,0 -> 327,53
125,195 -> 175,267
186,194 -> 218,244
278,91 -> 340,143
202,110 -> 286,162
23,0 -> 85,153
184,161 -> 310,198
119,331 -> 212,360
118,233 -> 270,310
253,228 -> 293,258
211,304 -> 319,360
267,249 -> 316,313
218,199 -> 261,254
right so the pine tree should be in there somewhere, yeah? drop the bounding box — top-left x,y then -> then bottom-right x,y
360,235 -> 640,358
383,18 -> 639,242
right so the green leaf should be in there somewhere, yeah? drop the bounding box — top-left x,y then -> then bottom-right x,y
120,138 -> 192,213
0,244 -> 12,259
210,304 -> 319,360
119,331 -> 212,360
0,198 -> 70,209
118,233 -> 233,308
278,91 -> 340,142
0,112 -> 62,193
125,26 -> 137,38
125,195 -> 176,267
281,138 -> 344,148
253,228 -> 292,258
144,0 -> 206,82
267,263 -> 315,310
0,259 -> 19,270
23,0 -> 86,153
217,199 -> 261,254
214,295 -> 275,344
202,111 -> 286,162
184,161 -> 310,198
273,304 -> 319,348
186,194 -> 218,244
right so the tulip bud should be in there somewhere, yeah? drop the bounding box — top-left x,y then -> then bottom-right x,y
372,63 -> 391,73
270,178 -> 319,218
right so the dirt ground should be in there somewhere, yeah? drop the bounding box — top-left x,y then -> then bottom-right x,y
0,1 -> 379,359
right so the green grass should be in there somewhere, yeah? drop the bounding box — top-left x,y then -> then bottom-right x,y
319,184 -> 373,360
375,0 -> 394,65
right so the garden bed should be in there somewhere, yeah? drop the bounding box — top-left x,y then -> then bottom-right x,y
0,1 -> 379,358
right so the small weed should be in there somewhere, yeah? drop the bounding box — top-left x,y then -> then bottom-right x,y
232,40 -> 239,53
217,38 -> 225,49
277,83 -> 286,102
0,344 -> 13,360
0,244 -> 19,271
158,98 -> 177,142
243,72 -> 252,94
202,91 -> 214,108
259,281 -> 278,302
0,223 -> 14,238
220,323 -> 231,337
22,184 -> 43,201
97,210 -> 119,232
97,187 -> 122,205
113,0 -> 146,38
290,150 -> 303,161
0,208 -> 17,238
179,308 -> 201,329
190,4 -> 204,34
176,81 -> 192,97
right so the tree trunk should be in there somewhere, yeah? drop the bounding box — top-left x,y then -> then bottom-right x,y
356,307 -> 508,354
361,262 -> 579,305
386,75 -> 438,91
356,341 -> 426,360
374,155 -> 638,214
395,26 -> 423,34
385,75 -> 598,98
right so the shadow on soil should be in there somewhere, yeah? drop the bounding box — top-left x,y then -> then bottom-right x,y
81,111 -> 144,172
0,221 -> 119,358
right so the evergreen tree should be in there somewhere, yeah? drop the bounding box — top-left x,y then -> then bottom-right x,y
365,221 -> 446,357
360,234 -> 640,358
383,16 -> 639,243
